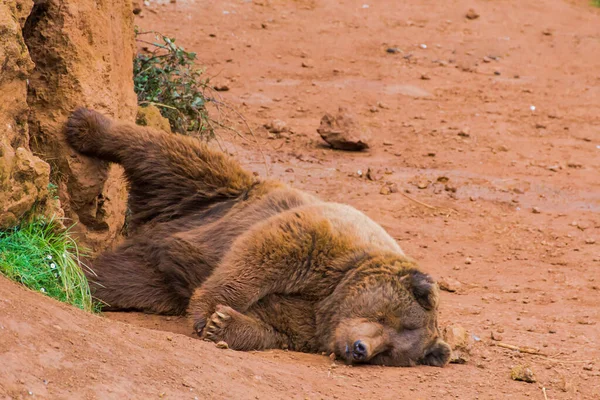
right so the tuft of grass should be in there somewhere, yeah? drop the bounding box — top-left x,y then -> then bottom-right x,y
133,29 -> 214,140
0,217 -> 99,312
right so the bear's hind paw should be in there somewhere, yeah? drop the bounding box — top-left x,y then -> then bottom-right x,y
65,108 -> 110,154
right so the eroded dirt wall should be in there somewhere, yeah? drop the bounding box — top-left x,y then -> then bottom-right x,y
0,0 -> 51,227
22,0 -> 137,251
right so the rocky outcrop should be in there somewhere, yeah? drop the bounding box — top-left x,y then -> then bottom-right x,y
0,0 -> 137,253
0,0 -> 50,227
22,0 -> 137,252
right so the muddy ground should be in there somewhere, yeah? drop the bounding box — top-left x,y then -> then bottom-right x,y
1,0 -> 599,399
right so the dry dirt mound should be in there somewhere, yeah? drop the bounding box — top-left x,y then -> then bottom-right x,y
0,276 -> 561,400
0,277 -> 458,399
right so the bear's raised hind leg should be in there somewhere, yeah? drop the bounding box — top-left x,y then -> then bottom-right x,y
65,108 -> 257,229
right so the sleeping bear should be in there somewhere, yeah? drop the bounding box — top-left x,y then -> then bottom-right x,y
65,108 -> 451,367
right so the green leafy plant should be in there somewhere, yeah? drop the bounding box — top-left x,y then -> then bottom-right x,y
0,217 -> 99,312
133,29 -> 214,139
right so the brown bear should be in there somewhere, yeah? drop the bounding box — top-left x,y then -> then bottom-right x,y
65,108 -> 451,367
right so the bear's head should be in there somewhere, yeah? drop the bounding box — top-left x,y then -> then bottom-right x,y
323,259 -> 451,367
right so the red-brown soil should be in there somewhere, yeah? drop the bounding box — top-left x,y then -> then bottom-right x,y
2,0 -> 599,398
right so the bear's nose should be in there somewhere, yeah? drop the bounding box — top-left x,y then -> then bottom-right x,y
352,340 -> 368,361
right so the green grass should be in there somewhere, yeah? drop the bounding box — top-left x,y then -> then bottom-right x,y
0,218 -> 98,312
593,0 -> 600,7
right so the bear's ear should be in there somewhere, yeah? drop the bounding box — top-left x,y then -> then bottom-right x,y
400,270 -> 439,310
421,338 -> 451,367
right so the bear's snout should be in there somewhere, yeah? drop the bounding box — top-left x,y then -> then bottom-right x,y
352,340 -> 368,361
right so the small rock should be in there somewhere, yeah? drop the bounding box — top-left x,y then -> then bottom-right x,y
532,207 -> 541,214
465,257 -> 473,265
365,168 -> 376,181
491,331 -> 503,341
510,365 -> 536,383
317,107 -> 370,151
380,182 -> 398,195
443,325 -> 470,349
458,128 -> 470,137
301,60 -> 314,68
386,47 -> 401,54
585,238 -> 596,245
383,141 -> 393,146
465,9 -> 480,20
444,184 -> 457,193
213,84 -> 230,92
542,29 -> 553,36
285,168 -> 294,173
329,353 -> 336,361
264,119 -> 289,134
216,341 -> 229,349
420,74 -> 430,80
416,179 -> 430,189
583,364 -> 593,371
438,277 -> 462,293
443,325 -> 471,363
449,350 -> 470,364
482,56 -> 492,63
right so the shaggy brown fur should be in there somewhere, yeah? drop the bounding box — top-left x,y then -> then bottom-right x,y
65,108 -> 451,367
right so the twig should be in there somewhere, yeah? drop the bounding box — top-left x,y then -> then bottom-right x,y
138,101 -> 179,111
496,342 -> 545,355
542,387 -> 548,400
398,191 -> 437,210
495,342 -> 594,364
209,118 -> 251,143
211,99 -> 270,176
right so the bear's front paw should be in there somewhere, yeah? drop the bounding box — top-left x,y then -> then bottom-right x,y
201,305 -> 233,342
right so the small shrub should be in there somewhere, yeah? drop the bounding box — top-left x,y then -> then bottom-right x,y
0,218 -> 98,312
133,29 -> 214,139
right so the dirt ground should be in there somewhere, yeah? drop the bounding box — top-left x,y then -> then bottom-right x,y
2,0 -> 600,399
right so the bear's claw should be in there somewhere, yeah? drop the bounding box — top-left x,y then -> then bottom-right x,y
201,306 -> 233,343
